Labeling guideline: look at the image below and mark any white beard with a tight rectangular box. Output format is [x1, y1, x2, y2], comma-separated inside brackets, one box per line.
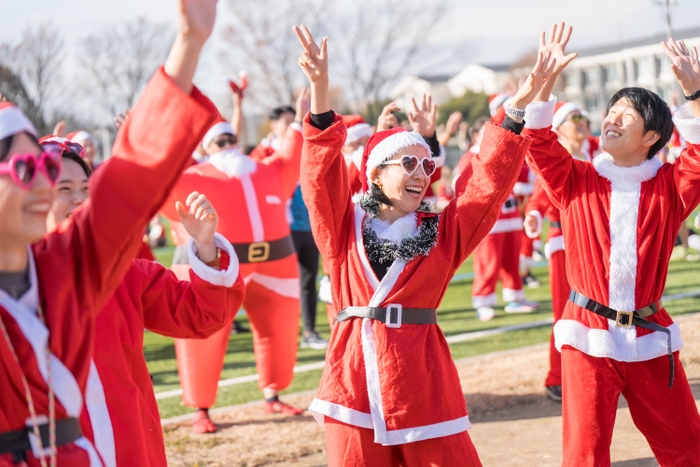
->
[208, 148, 257, 178]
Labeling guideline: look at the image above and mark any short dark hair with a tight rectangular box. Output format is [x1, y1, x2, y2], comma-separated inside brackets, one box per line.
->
[62, 153, 92, 178]
[268, 106, 296, 122]
[605, 87, 674, 159]
[0, 132, 41, 162]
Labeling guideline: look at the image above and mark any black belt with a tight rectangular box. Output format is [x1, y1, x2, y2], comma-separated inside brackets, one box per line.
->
[336, 305, 437, 328]
[569, 290, 674, 387]
[0, 417, 82, 457]
[503, 198, 517, 209]
[550, 221, 562, 229]
[232, 235, 295, 263]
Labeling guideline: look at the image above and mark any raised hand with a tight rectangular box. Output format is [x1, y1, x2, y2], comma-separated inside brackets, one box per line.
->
[294, 25, 328, 86]
[53, 121, 66, 137]
[510, 50, 557, 110]
[408, 94, 437, 137]
[114, 110, 130, 129]
[176, 191, 218, 262]
[539, 22, 577, 78]
[295, 88, 311, 122]
[662, 39, 700, 97]
[377, 102, 401, 131]
[177, 0, 218, 45]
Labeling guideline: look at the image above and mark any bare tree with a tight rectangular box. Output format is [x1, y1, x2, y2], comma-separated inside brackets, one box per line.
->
[80, 17, 173, 118]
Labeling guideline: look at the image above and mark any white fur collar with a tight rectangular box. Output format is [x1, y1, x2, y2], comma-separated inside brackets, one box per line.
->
[209, 149, 257, 178]
[592, 152, 663, 183]
[370, 212, 418, 243]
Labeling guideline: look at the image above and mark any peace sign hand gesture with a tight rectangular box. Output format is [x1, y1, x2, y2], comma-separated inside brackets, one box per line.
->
[408, 94, 437, 137]
[294, 25, 328, 86]
[662, 39, 700, 97]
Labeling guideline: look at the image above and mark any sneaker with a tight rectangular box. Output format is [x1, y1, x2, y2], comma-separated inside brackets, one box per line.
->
[191, 409, 217, 434]
[231, 320, 250, 335]
[522, 272, 541, 289]
[504, 300, 538, 313]
[545, 385, 562, 402]
[300, 330, 329, 350]
[264, 399, 304, 416]
[476, 306, 496, 322]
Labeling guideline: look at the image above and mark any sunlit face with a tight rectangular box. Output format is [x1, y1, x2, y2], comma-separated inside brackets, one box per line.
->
[270, 112, 295, 140]
[372, 144, 431, 215]
[556, 111, 588, 144]
[81, 138, 96, 163]
[205, 133, 237, 156]
[601, 97, 659, 164]
[46, 158, 89, 231]
[0, 132, 55, 246]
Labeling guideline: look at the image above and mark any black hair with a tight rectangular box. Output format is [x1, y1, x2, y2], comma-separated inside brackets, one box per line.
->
[470, 116, 490, 141]
[0, 134, 14, 161]
[605, 87, 674, 159]
[62, 152, 92, 178]
[268, 105, 296, 121]
[370, 181, 392, 206]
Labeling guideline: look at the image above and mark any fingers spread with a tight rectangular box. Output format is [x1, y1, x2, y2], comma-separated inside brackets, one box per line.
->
[319, 37, 328, 60]
[293, 26, 309, 51]
[185, 191, 200, 207]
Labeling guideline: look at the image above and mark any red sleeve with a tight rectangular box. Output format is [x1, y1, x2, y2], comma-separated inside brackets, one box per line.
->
[261, 124, 303, 199]
[672, 143, 700, 219]
[41, 67, 218, 313]
[439, 123, 530, 269]
[300, 113, 353, 261]
[138, 254, 245, 339]
[249, 144, 273, 162]
[524, 180, 551, 218]
[136, 241, 155, 262]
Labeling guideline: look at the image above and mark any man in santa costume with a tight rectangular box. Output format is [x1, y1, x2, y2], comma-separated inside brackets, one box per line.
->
[43, 138, 244, 467]
[161, 90, 308, 433]
[0, 0, 220, 464]
[518, 23, 700, 466]
[523, 100, 589, 402]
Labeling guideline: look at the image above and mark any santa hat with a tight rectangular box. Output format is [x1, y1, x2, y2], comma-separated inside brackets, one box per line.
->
[488, 93, 509, 118]
[66, 130, 95, 145]
[552, 101, 582, 129]
[202, 119, 235, 149]
[343, 115, 373, 146]
[0, 102, 37, 141]
[359, 127, 430, 192]
[38, 135, 91, 177]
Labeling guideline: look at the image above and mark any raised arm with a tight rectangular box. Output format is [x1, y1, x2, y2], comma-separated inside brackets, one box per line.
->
[523, 181, 552, 239]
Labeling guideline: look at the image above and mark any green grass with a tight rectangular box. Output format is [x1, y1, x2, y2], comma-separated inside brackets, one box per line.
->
[149, 217, 700, 419]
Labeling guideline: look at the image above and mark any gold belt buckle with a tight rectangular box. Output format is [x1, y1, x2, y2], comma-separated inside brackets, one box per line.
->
[248, 242, 270, 262]
[615, 311, 634, 328]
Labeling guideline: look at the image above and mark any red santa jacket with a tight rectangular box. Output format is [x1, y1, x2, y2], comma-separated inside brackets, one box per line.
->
[524, 180, 564, 258]
[0, 68, 217, 466]
[523, 98, 700, 362]
[302, 114, 529, 445]
[80, 235, 243, 467]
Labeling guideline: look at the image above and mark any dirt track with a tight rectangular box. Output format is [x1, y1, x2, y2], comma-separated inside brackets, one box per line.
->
[164, 313, 700, 466]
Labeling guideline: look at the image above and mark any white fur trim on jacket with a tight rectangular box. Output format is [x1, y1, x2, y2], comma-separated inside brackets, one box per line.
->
[554, 319, 683, 361]
[524, 96, 557, 130]
[202, 121, 235, 148]
[433, 144, 446, 168]
[552, 102, 581, 129]
[366, 131, 431, 182]
[370, 212, 418, 243]
[544, 235, 564, 259]
[187, 233, 239, 288]
[345, 123, 373, 145]
[86, 361, 116, 467]
[489, 217, 523, 234]
[209, 149, 257, 178]
[513, 181, 534, 196]
[524, 210, 543, 239]
[245, 273, 300, 299]
[592, 153, 663, 184]
[672, 103, 700, 145]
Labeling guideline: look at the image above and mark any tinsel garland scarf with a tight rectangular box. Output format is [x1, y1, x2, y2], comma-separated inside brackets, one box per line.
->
[358, 192, 439, 264]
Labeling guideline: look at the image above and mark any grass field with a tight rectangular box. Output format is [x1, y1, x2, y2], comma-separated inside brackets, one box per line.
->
[148, 225, 700, 419]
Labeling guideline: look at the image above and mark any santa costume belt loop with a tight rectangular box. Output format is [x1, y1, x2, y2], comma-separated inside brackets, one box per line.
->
[231, 235, 295, 263]
[568, 290, 674, 388]
[0, 417, 82, 455]
[335, 305, 437, 329]
[550, 221, 562, 229]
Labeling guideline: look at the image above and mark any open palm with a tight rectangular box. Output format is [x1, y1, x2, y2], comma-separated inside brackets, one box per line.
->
[539, 22, 577, 78]
[178, 0, 218, 44]
[662, 39, 700, 96]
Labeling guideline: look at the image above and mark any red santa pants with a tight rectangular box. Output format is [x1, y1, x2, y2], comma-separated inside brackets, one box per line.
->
[561, 346, 700, 467]
[472, 230, 523, 306]
[545, 250, 568, 387]
[324, 417, 482, 467]
[175, 256, 300, 408]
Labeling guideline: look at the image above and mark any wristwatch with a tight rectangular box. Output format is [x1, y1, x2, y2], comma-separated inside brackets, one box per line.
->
[684, 89, 700, 101]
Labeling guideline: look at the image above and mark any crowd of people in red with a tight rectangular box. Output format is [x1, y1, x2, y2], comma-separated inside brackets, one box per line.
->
[1, 0, 700, 465]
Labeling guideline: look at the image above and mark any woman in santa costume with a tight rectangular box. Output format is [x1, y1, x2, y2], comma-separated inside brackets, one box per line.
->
[161, 86, 309, 433]
[518, 23, 700, 466]
[523, 100, 590, 402]
[294, 24, 553, 465]
[41, 139, 244, 467]
[0, 0, 220, 464]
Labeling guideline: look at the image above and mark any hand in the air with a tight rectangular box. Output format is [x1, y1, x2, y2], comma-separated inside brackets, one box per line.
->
[524, 214, 539, 236]
[295, 88, 311, 122]
[114, 110, 130, 129]
[377, 102, 400, 131]
[408, 94, 437, 137]
[176, 191, 219, 262]
[177, 0, 218, 45]
[294, 25, 328, 85]
[662, 39, 700, 96]
[53, 121, 66, 137]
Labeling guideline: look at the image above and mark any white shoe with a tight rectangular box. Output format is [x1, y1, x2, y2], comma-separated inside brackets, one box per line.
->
[477, 306, 496, 322]
[504, 300, 538, 313]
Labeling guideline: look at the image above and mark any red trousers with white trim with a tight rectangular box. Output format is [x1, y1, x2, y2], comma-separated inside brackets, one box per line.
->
[545, 250, 568, 387]
[472, 231, 522, 304]
[561, 346, 700, 467]
[324, 417, 483, 467]
[519, 229, 535, 259]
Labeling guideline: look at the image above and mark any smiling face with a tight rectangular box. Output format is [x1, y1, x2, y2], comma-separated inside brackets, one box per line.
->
[372, 144, 431, 217]
[601, 97, 660, 166]
[46, 158, 89, 231]
[0, 132, 55, 246]
[556, 111, 588, 145]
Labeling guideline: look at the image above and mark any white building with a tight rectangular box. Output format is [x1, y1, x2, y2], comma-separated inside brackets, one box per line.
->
[447, 63, 511, 97]
[388, 74, 452, 109]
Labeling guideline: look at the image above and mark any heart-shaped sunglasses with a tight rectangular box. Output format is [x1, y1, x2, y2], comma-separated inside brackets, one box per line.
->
[0, 152, 63, 190]
[381, 155, 437, 178]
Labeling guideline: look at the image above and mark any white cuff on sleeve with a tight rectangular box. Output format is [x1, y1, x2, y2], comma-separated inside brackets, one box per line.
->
[673, 103, 700, 145]
[289, 121, 303, 134]
[187, 232, 239, 287]
[433, 144, 446, 168]
[524, 210, 543, 239]
[524, 96, 558, 130]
